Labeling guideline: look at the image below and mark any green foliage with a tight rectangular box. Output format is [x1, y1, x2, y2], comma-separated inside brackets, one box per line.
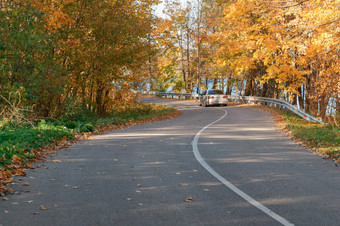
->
[0, 121, 73, 167]
[0, 0, 160, 119]
[0, 1, 175, 169]
[0, 5, 66, 118]
[62, 121, 95, 133]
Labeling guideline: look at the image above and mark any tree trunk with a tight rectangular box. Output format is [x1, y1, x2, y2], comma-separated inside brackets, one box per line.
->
[318, 94, 328, 119]
[336, 93, 340, 125]
[305, 77, 312, 114]
[290, 92, 296, 106]
[179, 32, 187, 92]
[226, 74, 232, 95]
[186, 23, 191, 93]
[305, 73, 318, 116]
[261, 83, 268, 97]
[212, 78, 217, 89]
[234, 82, 238, 97]
[244, 76, 253, 96]
[95, 79, 106, 116]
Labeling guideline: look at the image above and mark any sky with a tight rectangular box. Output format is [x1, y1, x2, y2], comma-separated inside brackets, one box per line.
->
[154, 0, 190, 18]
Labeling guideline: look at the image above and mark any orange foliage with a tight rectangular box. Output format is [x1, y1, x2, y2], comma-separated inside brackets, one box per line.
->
[209, 0, 339, 117]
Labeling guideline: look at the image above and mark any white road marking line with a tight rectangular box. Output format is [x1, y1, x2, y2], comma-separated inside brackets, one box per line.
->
[192, 108, 294, 226]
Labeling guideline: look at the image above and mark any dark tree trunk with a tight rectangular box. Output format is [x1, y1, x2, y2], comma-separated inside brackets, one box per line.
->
[244, 77, 253, 96]
[226, 83, 232, 95]
[261, 83, 268, 97]
[297, 86, 303, 109]
[336, 93, 340, 124]
[212, 78, 217, 89]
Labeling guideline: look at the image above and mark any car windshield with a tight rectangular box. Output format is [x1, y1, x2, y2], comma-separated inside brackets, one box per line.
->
[208, 90, 224, 95]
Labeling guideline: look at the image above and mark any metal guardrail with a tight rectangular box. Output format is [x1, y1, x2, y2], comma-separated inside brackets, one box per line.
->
[140, 91, 199, 99]
[140, 91, 324, 124]
[228, 96, 324, 124]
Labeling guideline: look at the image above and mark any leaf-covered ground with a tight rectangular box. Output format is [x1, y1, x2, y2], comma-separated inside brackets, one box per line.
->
[0, 102, 180, 195]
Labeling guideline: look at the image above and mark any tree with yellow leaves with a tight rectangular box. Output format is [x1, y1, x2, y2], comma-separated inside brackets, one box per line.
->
[208, 0, 339, 121]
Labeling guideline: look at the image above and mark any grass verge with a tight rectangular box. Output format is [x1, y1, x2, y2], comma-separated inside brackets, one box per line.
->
[278, 110, 340, 160]
[248, 104, 340, 162]
[0, 102, 179, 194]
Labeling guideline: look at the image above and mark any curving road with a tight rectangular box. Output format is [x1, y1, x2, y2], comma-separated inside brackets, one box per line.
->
[1, 98, 340, 226]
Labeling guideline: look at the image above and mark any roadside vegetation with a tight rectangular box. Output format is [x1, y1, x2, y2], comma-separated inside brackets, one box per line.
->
[0, 102, 177, 194]
[0, 1, 176, 194]
[281, 111, 340, 161]
[1, 0, 338, 194]
[271, 108, 340, 162]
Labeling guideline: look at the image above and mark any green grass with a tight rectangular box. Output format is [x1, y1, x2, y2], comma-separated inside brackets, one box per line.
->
[0, 102, 176, 167]
[0, 121, 74, 166]
[280, 110, 340, 159]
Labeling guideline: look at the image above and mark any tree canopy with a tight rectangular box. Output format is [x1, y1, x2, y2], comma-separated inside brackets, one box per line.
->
[0, 0, 339, 122]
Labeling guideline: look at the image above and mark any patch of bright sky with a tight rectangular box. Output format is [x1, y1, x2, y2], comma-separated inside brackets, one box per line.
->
[154, 0, 190, 18]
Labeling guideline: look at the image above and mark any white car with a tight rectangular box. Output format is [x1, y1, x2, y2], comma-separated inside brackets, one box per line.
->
[199, 89, 228, 107]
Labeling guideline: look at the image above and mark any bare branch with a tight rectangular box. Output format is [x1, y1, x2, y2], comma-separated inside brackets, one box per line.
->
[0, 94, 34, 127]
[289, 17, 340, 40]
[313, 17, 340, 30]
[270, 0, 310, 9]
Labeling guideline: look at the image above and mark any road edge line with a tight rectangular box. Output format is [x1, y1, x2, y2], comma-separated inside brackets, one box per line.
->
[192, 108, 294, 226]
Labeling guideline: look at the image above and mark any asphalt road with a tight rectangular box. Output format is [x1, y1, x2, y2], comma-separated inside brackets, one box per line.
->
[1, 98, 340, 226]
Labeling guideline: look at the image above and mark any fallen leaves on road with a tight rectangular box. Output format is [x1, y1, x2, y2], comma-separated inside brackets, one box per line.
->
[184, 196, 194, 202]
[40, 205, 46, 210]
[180, 183, 189, 186]
[2, 197, 9, 201]
[22, 182, 30, 186]
[26, 200, 34, 203]
[72, 186, 79, 190]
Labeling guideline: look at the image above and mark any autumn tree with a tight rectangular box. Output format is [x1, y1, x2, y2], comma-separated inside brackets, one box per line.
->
[207, 0, 339, 121]
[157, 0, 196, 93]
[0, 2, 69, 118]
[0, 0, 160, 119]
